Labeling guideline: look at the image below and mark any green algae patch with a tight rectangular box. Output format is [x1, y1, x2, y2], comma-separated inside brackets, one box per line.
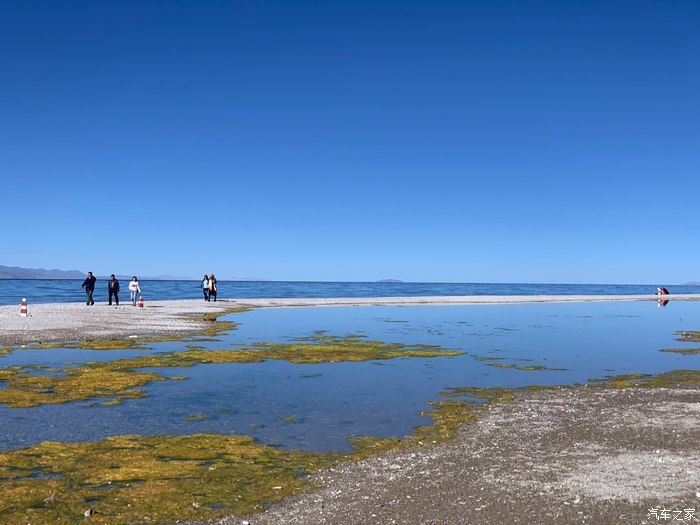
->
[185, 413, 210, 422]
[0, 433, 341, 525]
[660, 348, 700, 355]
[351, 386, 515, 457]
[484, 362, 567, 371]
[214, 334, 462, 365]
[590, 369, 700, 389]
[2, 368, 697, 523]
[0, 335, 461, 408]
[0, 347, 11, 356]
[193, 307, 250, 337]
[677, 331, 700, 343]
[472, 355, 507, 361]
[0, 365, 161, 408]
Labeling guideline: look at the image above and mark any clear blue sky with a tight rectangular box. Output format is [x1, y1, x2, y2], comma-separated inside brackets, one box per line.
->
[1, 1, 698, 283]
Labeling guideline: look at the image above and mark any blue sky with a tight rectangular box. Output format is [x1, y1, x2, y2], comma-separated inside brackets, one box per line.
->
[1, 1, 698, 283]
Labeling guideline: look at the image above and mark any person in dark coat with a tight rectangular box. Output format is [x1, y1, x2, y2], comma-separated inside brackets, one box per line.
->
[108, 274, 120, 305]
[81, 271, 97, 306]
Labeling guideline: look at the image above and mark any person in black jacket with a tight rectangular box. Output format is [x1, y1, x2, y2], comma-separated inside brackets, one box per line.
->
[108, 274, 120, 305]
[81, 271, 97, 306]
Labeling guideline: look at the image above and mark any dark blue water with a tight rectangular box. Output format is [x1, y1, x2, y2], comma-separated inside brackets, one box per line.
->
[1, 302, 698, 452]
[1, 279, 697, 305]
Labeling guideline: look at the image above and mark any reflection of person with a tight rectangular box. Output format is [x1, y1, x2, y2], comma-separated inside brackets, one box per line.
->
[128, 276, 141, 306]
[201, 275, 210, 302]
[658, 299, 669, 308]
[208, 274, 218, 302]
[108, 274, 120, 305]
[81, 272, 97, 306]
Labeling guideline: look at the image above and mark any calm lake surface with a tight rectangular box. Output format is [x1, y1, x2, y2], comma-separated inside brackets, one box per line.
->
[1, 279, 699, 306]
[1, 302, 698, 452]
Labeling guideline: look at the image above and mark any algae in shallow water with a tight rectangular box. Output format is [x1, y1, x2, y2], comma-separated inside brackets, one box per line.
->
[660, 348, 700, 355]
[677, 331, 700, 343]
[0, 394, 493, 524]
[0, 334, 462, 408]
[0, 433, 341, 524]
[1, 368, 698, 524]
[185, 413, 211, 422]
[589, 369, 700, 389]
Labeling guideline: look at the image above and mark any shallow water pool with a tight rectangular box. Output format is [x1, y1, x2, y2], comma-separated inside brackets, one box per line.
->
[0, 301, 697, 452]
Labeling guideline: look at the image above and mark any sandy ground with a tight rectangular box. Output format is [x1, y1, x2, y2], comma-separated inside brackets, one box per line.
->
[212, 384, 700, 525]
[1, 294, 698, 346]
[0, 300, 234, 346]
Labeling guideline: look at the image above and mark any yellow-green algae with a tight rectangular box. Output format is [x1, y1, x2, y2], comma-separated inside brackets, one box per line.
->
[484, 362, 568, 371]
[660, 348, 700, 355]
[677, 330, 700, 343]
[0, 335, 462, 408]
[185, 413, 211, 422]
[0, 434, 341, 524]
[0, 395, 499, 525]
[590, 369, 700, 389]
[1, 370, 699, 524]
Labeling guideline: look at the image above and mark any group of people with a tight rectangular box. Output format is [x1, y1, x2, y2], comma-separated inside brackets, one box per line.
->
[80, 272, 143, 306]
[201, 274, 218, 302]
[80, 273, 219, 305]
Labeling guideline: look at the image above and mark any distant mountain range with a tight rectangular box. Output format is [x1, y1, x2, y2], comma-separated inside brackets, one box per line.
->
[0, 264, 85, 279]
[0, 264, 264, 281]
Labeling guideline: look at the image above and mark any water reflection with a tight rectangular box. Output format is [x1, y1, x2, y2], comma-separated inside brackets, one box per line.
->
[0, 301, 698, 452]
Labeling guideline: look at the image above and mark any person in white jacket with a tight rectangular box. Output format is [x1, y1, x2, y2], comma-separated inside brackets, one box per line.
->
[201, 275, 210, 302]
[128, 276, 141, 306]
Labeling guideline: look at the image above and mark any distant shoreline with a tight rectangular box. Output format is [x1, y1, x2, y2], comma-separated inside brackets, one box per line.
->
[0, 294, 699, 347]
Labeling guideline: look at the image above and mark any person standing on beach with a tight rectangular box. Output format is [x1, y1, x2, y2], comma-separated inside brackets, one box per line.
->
[108, 274, 120, 305]
[81, 271, 96, 306]
[201, 275, 210, 302]
[208, 274, 218, 302]
[128, 276, 141, 306]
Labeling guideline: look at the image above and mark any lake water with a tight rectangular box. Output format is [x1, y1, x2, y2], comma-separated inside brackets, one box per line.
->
[1, 302, 697, 452]
[1, 279, 699, 306]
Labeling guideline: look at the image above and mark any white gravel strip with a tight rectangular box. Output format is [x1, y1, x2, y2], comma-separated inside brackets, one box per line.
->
[0, 294, 698, 346]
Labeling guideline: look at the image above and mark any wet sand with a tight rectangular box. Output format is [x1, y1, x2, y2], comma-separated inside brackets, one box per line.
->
[0, 295, 698, 346]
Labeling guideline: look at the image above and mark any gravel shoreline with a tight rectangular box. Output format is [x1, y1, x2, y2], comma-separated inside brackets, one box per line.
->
[0, 300, 235, 346]
[212, 383, 700, 525]
[1, 294, 698, 347]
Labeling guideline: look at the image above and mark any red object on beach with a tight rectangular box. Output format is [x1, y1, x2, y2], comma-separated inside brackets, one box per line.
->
[19, 298, 28, 317]
[137, 295, 144, 309]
